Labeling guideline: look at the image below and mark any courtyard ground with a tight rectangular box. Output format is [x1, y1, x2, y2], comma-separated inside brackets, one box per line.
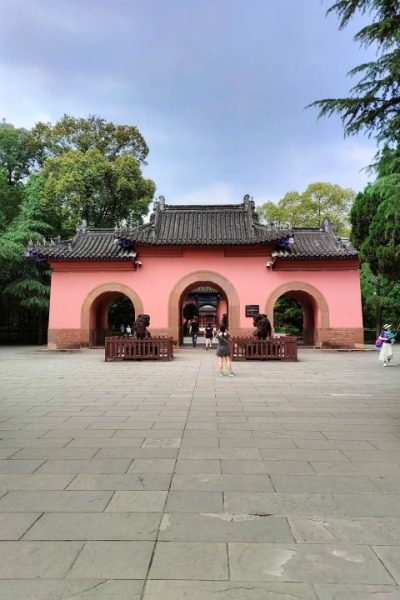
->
[0, 345, 399, 599]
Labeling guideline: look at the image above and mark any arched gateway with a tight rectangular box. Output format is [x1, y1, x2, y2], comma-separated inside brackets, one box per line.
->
[266, 281, 330, 347]
[81, 283, 144, 347]
[168, 270, 241, 343]
[31, 198, 363, 349]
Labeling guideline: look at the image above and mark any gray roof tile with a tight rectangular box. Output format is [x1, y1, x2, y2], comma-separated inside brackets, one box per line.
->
[31, 202, 358, 261]
[116, 200, 291, 246]
[31, 228, 132, 261]
[273, 229, 358, 260]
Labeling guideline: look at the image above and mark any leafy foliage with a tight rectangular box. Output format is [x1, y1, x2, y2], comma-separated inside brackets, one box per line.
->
[258, 182, 355, 235]
[0, 114, 155, 342]
[360, 263, 400, 333]
[183, 303, 199, 321]
[37, 149, 155, 237]
[309, 0, 400, 143]
[351, 145, 400, 279]
[273, 296, 303, 334]
[0, 184, 52, 314]
[30, 114, 150, 165]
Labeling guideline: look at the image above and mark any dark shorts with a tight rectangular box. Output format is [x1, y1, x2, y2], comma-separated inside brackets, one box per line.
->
[216, 347, 231, 357]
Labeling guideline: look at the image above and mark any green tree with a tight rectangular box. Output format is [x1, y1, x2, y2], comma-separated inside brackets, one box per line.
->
[0, 181, 52, 342]
[0, 121, 42, 226]
[30, 114, 149, 165]
[309, 0, 400, 143]
[36, 148, 155, 237]
[360, 263, 400, 334]
[258, 182, 355, 235]
[29, 115, 156, 237]
[183, 303, 198, 321]
[351, 146, 400, 279]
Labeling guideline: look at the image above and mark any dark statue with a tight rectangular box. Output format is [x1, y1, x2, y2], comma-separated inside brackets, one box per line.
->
[134, 314, 151, 339]
[253, 314, 271, 339]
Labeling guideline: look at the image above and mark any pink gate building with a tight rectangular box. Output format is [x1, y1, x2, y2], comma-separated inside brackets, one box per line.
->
[32, 197, 363, 350]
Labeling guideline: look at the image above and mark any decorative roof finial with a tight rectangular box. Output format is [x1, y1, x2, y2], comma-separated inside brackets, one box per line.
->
[76, 219, 88, 233]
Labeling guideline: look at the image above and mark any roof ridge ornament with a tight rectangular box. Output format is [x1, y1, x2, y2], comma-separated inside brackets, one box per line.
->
[76, 219, 88, 233]
[323, 218, 334, 233]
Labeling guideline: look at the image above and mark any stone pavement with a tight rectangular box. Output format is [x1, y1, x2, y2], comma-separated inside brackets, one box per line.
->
[0, 345, 399, 599]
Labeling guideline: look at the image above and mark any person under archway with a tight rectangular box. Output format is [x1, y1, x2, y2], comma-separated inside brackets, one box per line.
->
[189, 317, 199, 347]
[215, 325, 235, 376]
[204, 322, 215, 350]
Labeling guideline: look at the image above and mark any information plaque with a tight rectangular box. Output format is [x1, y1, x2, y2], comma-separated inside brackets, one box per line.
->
[245, 305, 260, 317]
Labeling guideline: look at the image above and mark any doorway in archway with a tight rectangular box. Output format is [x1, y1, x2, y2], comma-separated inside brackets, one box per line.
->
[89, 292, 135, 346]
[180, 284, 228, 345]
[273, 291, 316, 346]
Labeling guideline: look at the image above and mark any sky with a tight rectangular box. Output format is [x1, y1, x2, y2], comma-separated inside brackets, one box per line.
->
[0, 0, 377, 206]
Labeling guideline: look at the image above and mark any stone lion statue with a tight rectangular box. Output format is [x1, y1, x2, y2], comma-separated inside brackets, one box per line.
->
[253, 314, 271, 339]
[134, 314, 151, 339]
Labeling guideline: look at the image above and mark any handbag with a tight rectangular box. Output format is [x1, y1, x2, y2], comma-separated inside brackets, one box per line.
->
[375, 337, 383, 349]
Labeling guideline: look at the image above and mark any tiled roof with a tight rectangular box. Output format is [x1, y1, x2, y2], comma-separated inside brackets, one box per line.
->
[116, 199, 291, 246]
[272, 228, 358, 260]
[29, 228, 132, 261]
[30, 203, 358, 262]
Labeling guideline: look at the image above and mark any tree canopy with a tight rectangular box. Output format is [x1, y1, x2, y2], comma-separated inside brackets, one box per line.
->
[351, 145, 400, 279]
[309, 0, 400, 143]
[30, 114, 150, 165]
[0, 121, 42, 228]
[258, 182, 355, 236]
[37, 148, 155, 237]
[0, 114, 156, 342]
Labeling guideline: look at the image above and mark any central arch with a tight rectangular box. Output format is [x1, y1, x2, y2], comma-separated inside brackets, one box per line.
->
[168, 271, 240, 344]
[265, 281, 330, 347]
[81, 282, 144, 347]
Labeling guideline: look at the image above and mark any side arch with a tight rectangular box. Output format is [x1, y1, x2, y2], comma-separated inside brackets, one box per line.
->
[81, 282, 144, 346]
[168, 270, 241, 337]
[265, 281, 330, 347]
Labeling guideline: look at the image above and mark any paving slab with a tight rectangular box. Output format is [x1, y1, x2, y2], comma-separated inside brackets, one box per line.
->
[143, 580, 318, 599]
[0, 540, 82, 578]
[67, 473, 172, 490]
[372, 546, 400, 585]
[228, 543, 394, 583]
[314, 584, 400, 599]
[106, 491, 168, 512]
[0, 580, 144, 599]
[0, 580, 143, 600]
[0, 490, 113, 512]
[23, 511, 162, 540]
[165, 491, 224, 512]
[289, 516, 400, 544]
[158, 512, 293, 542]
[149, 541, 228, 580]
[0, 512, 41, 540]
[67, 541, 154, 579]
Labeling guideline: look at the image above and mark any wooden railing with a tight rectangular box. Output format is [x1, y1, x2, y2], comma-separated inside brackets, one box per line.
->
[231, 336, 297, 361]
[105, 336, 174, 361]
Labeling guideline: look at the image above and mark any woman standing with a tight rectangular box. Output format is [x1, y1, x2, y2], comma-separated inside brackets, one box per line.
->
[204, 322, 215, 350]
[215, 325, 235, 376]
[378, 324, 396, 367]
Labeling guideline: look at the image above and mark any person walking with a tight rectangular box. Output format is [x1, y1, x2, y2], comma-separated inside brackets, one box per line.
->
[204, 322, 214, 350]
[215, 325, 235, 376]
[377, 323, 396, 366]
[189, 318, 199, 347]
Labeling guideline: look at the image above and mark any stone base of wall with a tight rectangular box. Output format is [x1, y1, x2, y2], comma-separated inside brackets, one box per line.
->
[48, 326, 364, 350]
[319, 327, 364, 349]
[48, 329, 81, 350]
